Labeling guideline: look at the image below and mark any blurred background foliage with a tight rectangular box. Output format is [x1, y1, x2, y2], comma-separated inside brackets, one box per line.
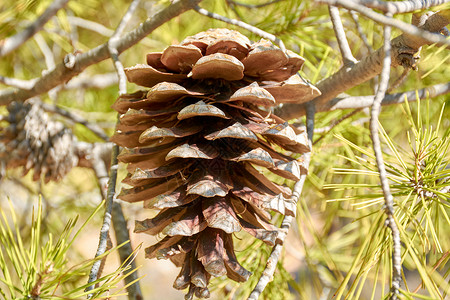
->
[0, 0, 448, 299]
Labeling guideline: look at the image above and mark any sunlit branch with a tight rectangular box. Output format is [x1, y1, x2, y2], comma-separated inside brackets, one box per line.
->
[349, 10, 373, 53]
[0, 76, 37, 90]
[319, 0, 450, 47]
[329, 5, 358, 65]
[0, 0, 70, 57]
[369, 18, 402, 299]
[276, 10, 449, 120]
[194, 5, 286, 52]
[0, 0, 203, 106]
[63, 73, 118, 90]
[326, 82, 450, 111]
[34, 34, 56, 71]
[347, 0, 447, 14]
[67, 16, 115, 37]
[85, 144, 119, 297]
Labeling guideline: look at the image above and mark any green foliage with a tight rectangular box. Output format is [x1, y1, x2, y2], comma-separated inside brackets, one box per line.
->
[0, 198, 137, 299]
[324, 99, 450, 299]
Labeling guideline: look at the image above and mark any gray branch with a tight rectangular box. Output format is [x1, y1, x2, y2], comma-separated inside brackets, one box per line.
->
[86, 144, 119, 297]
[369, 18, 402, 299]
[67, 16, 114, 37]
[325, 82, 449, 111]
[0, 0, 70, 57]
[318, 0, 450, 47]
[63, 73, 118, 90]
[276, 11, 449, 120]
[346, 0, 447, 14]
[194, 5, 286, 52]
[329, 5, 358, 65]
[0, 76, 37, 90]
[0, 0, 203, 106]
[248, 103, 315, 299]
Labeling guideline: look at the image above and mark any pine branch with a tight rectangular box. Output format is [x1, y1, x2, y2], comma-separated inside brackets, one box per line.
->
[342, 0, 447, 14]
[369, 19, 402, 299]
[319, 0, 450, 47]
[329, 5, 358, 66]
[324, 82, 450, 111]
[0, 0, 70, 57]
[67, 16, 115, 37]
[248, 103, 315, 300]
[63, 73, 118, 90]
[0, 0, 203, 106]
[85, 144, 119, 297]
[276, 10, 449, 120]
[349, 10, 373, 53]
[194, 5, 286, 51]
[0, 76, 37, 90]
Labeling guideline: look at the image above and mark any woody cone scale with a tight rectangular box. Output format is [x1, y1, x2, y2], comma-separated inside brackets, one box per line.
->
[111, 28, 320, 299]
[0, 99, 78, 183]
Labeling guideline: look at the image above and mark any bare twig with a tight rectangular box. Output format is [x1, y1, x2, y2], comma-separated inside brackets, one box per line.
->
[0, 0, 203, 106]
[349, 10, 373, 53]
[369, 17, 402, 299]
[194, 5, 286, 52]
[318, 0, 450, 47]
[0, 0, 70, 57]
[345, 0, 447, 14]
[107, 0, 141, 96]
[325, 82, 450, 111]
[34, 34, 56, 71]
[329, 5, 358, 66]
[67, 16, 115, 37]
[40, 102, 109, 141]
[276, 11, 450, 120]
[248, 103, 315, 300]
[227, 0, 284, 9]
[85, 144, 119, 297]
[63, 73, 118, 90]
[0, 76, 37, 90]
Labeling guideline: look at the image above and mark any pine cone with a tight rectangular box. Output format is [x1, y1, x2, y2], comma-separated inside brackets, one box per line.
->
[111, 28, 320, 299]
[0, 99, 79, 183]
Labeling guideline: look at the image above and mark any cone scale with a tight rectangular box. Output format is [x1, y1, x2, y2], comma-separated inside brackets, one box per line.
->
[111, 28, 320, 299]
[0, 99, 78, 182]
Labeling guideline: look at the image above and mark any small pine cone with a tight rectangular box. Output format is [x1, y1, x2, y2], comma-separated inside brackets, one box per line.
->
[0, 99, 79, 183]
[111, 28, 320, 298]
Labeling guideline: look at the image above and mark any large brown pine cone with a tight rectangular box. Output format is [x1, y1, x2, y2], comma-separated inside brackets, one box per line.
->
[0, 99, 78, 183]
[111, 28, 320, 299]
